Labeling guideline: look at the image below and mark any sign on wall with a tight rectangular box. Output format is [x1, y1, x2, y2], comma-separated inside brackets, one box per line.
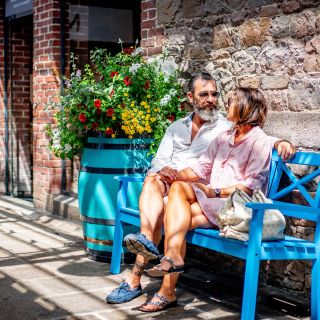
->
[5, 0, 33, 18]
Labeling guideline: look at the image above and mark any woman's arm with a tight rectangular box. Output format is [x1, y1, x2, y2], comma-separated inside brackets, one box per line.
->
[192, 182, 253, 198]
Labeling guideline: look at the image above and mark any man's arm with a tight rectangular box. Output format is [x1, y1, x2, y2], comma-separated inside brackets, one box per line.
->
[149, 125, 175, 173]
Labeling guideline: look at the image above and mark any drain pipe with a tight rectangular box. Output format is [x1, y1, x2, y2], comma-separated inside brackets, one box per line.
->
[60, 0, 66, 194]
[3, 16, 10, 195]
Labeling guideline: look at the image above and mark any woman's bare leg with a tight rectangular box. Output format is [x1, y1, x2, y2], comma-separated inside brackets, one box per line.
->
[141, 200, 214, 309]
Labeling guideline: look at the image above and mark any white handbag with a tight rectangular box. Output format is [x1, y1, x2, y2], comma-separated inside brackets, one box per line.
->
[217, 188, 286, 241]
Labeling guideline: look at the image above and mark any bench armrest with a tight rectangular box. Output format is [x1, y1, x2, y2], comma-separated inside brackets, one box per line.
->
[246, 201, 320, 222]
[114, 175, 145, 182]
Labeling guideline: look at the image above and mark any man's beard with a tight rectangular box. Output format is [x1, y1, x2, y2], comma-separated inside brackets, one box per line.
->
[193, 103, 219, 122]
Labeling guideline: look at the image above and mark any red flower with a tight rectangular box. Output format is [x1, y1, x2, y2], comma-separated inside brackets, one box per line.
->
[144, 81, 150, 90]
[100, 75, 105, 81]
[105, 128, 114, 136]
[78, 113, 87, 123]
[94, 99, 102, 108]
[123, 47, 134, 55]
[109, 90, 115, 98]
[110, 71, 119, 78]
[107, 108, 115, 117]
[167, 114, 175, 122]
[92, 122, 99, 130]
[96, 108, 102, 115]
[123, 76, 132, 86]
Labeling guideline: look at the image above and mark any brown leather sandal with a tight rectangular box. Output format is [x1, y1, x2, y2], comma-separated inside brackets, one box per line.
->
[147, 256, 184, 277]
[139, 293, 177, 312]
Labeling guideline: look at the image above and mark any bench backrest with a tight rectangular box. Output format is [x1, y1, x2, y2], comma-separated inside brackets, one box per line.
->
[268, 150, 320, 243]
[268, 150, 320, 207]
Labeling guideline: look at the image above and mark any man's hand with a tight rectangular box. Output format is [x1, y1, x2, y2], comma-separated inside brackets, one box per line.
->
[192, 182, 215, 198]
[275, 140, 296, 161]
[158, 166, 177, 182]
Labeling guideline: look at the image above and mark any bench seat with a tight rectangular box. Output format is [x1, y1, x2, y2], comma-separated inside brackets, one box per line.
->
[110, 150, 320, 320]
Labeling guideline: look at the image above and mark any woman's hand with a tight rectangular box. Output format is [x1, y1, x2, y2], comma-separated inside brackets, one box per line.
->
[192, 182, 215, 198]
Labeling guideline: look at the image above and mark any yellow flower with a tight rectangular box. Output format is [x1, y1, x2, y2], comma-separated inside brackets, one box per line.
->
[124, 93, 128, 97]
[130, 102, 135, 107]
[112, 116, 116, 120]
[147, 95, 151, 99]
[111, 134, 116, 138]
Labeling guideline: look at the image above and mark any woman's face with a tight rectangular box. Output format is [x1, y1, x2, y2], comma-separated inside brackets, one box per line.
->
[226, 94, 236, 122]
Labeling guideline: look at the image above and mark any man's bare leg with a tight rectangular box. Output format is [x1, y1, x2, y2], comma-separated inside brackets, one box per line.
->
[126, 174, 166, 289]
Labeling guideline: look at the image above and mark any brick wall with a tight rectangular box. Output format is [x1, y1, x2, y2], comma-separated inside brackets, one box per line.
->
[33, 0, 70, 209]
[0, 9, 33, 196]
[140, 0, 164, 56]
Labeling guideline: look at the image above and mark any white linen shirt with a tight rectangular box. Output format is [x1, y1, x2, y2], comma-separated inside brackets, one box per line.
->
[149, 113, 231, 173]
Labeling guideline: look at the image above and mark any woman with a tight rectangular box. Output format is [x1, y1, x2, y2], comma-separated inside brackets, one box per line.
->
[140, 87, 272, 311]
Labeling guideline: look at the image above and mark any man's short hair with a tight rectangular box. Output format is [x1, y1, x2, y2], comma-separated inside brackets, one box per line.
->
[187, 72, 216, 92]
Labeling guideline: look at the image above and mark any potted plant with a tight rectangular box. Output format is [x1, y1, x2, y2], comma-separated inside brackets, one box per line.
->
[46, 43, 187, 262]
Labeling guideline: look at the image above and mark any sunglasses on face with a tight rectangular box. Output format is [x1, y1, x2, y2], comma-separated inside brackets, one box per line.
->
[197, 91, 220, 100]
[226, 97, 233, 109]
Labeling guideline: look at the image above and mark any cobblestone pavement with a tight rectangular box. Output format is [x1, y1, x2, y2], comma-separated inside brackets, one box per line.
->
[0, 196, 310, 320]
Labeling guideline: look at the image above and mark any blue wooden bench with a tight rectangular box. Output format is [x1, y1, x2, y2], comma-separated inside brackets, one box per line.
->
[110, 150, 320, 320]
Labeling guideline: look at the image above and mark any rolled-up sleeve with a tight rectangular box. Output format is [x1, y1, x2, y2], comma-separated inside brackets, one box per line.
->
[239, 139, 272, 192]
[149, 125, 174, 173]
[191, 138, 218, 180]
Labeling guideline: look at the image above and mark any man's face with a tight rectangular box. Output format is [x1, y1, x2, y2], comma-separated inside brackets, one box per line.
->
[187, 79, 220, 121]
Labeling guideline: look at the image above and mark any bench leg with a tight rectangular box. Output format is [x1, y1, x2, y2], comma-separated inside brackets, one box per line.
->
[241, 255, 261, 320]
[110, 217, 124, 275]
[311, 258, 320, 319]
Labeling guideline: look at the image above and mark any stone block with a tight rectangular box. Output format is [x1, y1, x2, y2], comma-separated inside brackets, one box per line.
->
[166, 28, 194, 45]
[290, 10, 317, 38]
[270, 15, 290, 38]
[281, 0, 300, 13]
[286, 261, 306, 283]
[213, 24, 235, 49]
[210, 49, 231, 60]
[288, 78, 320, 111]
[306, 35, 320, 54]
[186, 45, 208, 60]
[231, 50, 260, 76]
[231, 10, 247, 24]
[260, 4, 279, 17]
[264, 111, 320, 149]
[303, 54, 320, 72]
[182, 0, 203, 18]
[239, 18, 271, 48]
[238, 76, 260, 88]
[195, 27, 213, 43]
[247, 0, 275, 9]
[260, 75, 289, 89]
[156, 0, 180, 24]
[283, 277, 304, 291]
[261, 89, 288, 111]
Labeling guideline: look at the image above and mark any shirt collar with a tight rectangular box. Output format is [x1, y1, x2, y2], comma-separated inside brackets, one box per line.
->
[182, 111, 226, 127]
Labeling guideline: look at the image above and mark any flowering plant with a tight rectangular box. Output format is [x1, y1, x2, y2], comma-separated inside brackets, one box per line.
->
[46, 43, 187, 159]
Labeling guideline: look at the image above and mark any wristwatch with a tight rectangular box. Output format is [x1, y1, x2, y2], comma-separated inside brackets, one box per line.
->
[214, 188, 221, 198]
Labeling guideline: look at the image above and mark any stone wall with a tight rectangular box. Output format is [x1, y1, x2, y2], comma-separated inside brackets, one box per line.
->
[140, 0, 320, 300]
[141, 0, 320, 149]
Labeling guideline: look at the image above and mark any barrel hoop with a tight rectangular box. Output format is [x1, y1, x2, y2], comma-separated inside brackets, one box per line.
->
[85, 142, 151, 150]
[80, 166, 149, 174]
[84, 236, 113, 246]
[84, 236, 125, 246]
[80, 214, 115, 225]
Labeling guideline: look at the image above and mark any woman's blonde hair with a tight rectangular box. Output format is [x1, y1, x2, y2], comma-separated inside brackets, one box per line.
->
[232, 87, 268, 128]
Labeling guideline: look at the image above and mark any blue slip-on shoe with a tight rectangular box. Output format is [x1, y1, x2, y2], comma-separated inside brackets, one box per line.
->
[106, 281, 142, 304]
[124, 233, 160, 260]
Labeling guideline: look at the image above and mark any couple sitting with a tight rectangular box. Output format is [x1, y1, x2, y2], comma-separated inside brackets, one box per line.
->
[106, 72, 295, 312]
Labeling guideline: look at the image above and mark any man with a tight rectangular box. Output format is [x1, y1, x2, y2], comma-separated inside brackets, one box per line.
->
[106, 72, 295, 306]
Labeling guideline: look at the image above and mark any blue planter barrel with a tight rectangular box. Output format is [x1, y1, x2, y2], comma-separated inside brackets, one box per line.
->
[78, 137, 153, 263]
